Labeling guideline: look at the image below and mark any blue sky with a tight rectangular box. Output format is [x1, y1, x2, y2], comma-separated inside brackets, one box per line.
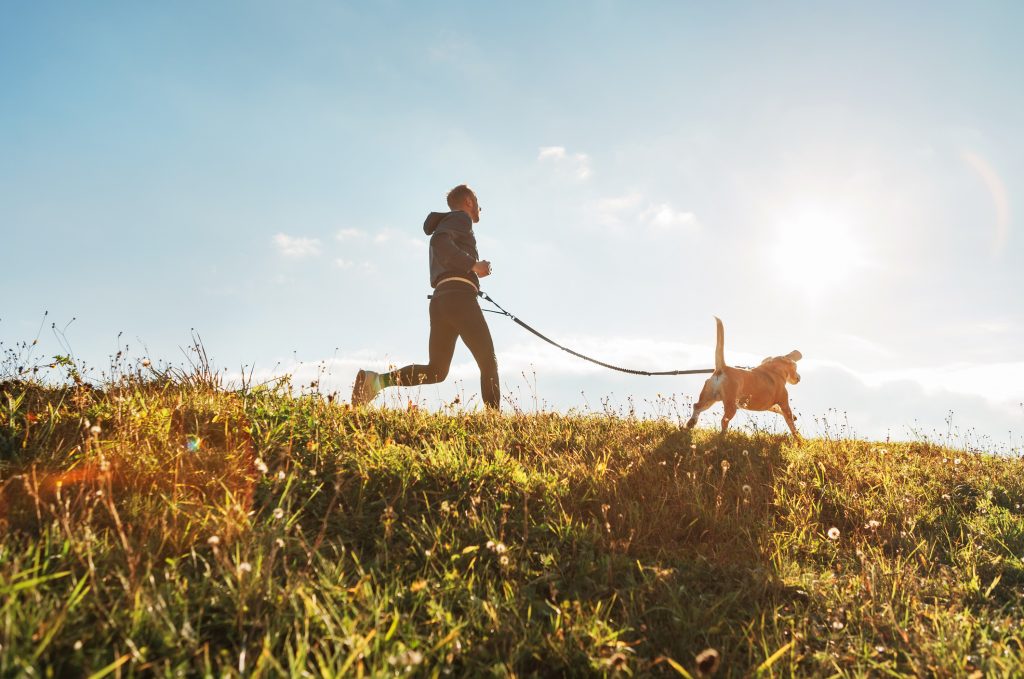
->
[2, 2, 1022, 449]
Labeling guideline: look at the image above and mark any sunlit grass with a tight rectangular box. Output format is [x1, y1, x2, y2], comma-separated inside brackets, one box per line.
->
[1, 360, 1023, 676]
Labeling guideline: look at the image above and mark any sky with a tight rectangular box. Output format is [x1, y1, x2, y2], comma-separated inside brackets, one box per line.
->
[2, 2, 1022, 451]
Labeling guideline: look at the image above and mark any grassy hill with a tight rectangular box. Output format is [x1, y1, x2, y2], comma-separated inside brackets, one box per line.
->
[1, 373, 1023, 677]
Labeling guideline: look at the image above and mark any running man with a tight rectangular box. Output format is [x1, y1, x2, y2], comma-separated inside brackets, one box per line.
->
[351, 184, 501, 409]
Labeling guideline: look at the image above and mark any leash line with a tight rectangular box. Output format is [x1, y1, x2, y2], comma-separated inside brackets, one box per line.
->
[476, 291, 715, 376]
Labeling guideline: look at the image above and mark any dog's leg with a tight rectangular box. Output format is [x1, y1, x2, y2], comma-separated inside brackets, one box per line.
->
[685, 383, 717, 429]
[720, 399, 737, 435]
[778, 401, 801, 441]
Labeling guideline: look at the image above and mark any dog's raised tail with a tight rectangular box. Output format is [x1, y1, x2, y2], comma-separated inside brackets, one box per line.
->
[714, 316, 725, 373]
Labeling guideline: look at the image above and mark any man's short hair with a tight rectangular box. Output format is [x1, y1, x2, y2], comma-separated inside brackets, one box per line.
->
[446, 184, 476, 210]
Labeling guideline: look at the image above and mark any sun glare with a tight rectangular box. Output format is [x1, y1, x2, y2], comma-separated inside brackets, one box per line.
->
[769, 205, 867, 298]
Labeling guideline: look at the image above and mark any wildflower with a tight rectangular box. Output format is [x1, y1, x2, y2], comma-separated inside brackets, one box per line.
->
[388, 650, 424, 668]
[695, 648, 720, 676]
[867, 519, 881, 530]
[207, 535, 221, 546]
[89, 424, 102, 436]
[440, 500, 450, 513]
[742, 484, 752, 495]
[238, 562, 252, 574]
[827, 527, 841, 540]
[272, 507, 285, 520]
[254, 458, 268, 474]
[831, 620, 845, 630]
[277, 470, 286, 481]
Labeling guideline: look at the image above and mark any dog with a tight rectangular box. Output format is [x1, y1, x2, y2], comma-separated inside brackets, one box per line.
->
[685, 317, 803, 439]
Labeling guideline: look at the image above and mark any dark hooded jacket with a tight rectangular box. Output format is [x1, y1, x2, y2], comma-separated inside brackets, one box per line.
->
[423, 210, 480, 289]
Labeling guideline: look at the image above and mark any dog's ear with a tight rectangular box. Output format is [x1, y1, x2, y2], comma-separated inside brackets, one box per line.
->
[785, 350, 802, 362]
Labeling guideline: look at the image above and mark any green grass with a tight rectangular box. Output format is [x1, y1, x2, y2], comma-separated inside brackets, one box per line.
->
[1, 373, 1023, 677]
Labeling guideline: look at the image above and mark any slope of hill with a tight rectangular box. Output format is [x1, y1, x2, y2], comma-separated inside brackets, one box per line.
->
[2, 377, 1022, 677]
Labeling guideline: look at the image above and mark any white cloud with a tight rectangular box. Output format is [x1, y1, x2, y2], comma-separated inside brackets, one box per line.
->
[336, 228, 367, 241]
[640, 203, 697, 231]
[273, 233, 321, 257]
[593, 192, 699, 235]
[335, 258, 375, 272]
[538, 145, 592, 181]
[830, 359, 1024, 410]
[371, 228, 426, 251]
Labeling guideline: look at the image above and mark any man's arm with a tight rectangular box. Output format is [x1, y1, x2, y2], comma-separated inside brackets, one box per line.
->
[431, 231, 476, 273]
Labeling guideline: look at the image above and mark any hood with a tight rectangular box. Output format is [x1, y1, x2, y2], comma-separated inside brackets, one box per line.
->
[423, 211, 448, 235]
[423, 210, 472, 236]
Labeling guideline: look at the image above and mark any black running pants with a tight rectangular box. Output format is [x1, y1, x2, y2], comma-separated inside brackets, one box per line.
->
[383, 286, 500, 409]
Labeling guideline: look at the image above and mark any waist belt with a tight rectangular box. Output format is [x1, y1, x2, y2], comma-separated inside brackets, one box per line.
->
[435, 277, 479, 293]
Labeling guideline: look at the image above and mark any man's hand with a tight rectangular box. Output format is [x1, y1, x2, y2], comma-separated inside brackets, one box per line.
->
[472, 260, 492, 277]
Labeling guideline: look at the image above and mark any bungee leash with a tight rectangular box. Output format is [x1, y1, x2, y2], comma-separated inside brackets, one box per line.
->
[476, 291, 716, 376]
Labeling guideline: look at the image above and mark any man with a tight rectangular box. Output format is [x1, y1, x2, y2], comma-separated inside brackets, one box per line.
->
[351, 184, 501, 409]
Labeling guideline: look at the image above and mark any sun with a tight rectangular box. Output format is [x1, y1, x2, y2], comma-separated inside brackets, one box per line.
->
[768, 204, 868, 298]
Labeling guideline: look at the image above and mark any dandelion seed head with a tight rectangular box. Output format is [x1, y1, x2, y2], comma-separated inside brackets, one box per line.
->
[499, 555, 509, 566]
[695, 648, 720, 675]
[828, 527, 841, 540]
[742, 484, 752, 495]
[89, 425, 102, 436]
[238, 562, 252, 574]
[207, 535, 221, 546]
[141, 359, 151, 368]
[254, 458, 268, 474]
[272, 508, 285, 520]
[867, 519, 881, 530]
[74, 640, 83, 651]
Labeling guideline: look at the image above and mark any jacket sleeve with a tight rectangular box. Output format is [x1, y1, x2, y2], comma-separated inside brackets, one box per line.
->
[430, 220, 476, 272]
